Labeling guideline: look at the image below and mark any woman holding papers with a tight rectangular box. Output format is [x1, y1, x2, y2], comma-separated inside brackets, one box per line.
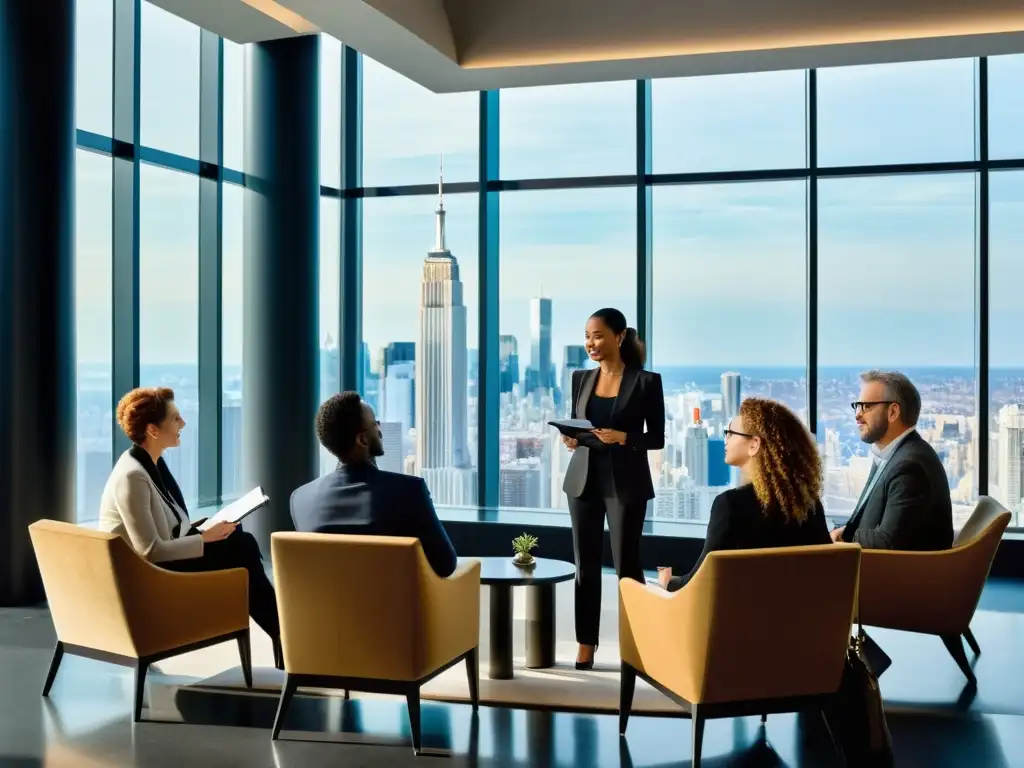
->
[98, 387, 282, 668]
[561, 308, 665, 671]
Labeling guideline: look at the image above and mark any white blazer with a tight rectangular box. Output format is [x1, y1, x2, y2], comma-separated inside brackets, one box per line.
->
[97, 450, 203, 563]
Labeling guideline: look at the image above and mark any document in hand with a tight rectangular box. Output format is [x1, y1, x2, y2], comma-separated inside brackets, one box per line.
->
[197, 486, 270, 531]
[547, 419, 594, 437]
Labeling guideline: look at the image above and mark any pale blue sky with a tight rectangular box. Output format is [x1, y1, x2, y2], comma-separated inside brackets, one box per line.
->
[73, 0, 1024, 372]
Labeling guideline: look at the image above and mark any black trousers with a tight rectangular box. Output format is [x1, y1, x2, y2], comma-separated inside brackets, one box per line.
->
[567, 494, 646, 646]
[162, 529, 280, 641]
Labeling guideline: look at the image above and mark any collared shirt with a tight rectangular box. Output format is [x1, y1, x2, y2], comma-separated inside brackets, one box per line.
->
[869, 426, 916, 466]
[857, 427, 916, 509]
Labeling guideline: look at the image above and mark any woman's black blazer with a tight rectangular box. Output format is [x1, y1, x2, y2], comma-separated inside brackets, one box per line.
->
[561, 366, 665, 504]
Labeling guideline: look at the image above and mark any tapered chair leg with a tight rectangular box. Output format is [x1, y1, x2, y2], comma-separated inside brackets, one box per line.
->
[133, 661, 149, 723]
[42, 641, 65, 697]
[963, 627, 981, 657]
[940, 633, 977, 685]
[619, 662, 637, 735]
[691, 704, 705, 768]
[466, 647, 480, 711]
[236, 630, 253, 689]
[406, 687, 422, 754]
[760, 713, 767, 724]
[272, 674, 298, 740]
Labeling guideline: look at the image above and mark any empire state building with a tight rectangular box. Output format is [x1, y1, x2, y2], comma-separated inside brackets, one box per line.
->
[416, 169, 474, 505]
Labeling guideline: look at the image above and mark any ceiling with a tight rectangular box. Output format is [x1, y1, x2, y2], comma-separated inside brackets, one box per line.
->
[149, 0, 1024, 92]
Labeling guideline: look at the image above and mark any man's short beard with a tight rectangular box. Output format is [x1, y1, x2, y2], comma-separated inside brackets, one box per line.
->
[861, 420, 887, 444]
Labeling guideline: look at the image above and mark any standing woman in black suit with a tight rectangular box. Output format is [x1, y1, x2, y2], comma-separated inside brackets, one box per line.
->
[562, 308, 665, 670]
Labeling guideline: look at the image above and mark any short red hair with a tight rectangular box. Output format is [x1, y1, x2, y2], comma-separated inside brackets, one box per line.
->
[116, 387, 175, 445]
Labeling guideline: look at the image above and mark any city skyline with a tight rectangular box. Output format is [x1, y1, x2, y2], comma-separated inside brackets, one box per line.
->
[69, 2, 1024, 531]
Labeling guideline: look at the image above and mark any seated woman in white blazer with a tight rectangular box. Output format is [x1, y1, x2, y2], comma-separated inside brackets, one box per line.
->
[98, 386, 282, 669]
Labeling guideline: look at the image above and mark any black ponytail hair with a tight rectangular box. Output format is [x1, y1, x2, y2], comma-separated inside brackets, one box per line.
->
[590, 307, 646, 369]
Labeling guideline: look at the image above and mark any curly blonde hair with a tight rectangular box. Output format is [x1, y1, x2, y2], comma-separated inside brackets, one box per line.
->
[738, 397, 822, 524]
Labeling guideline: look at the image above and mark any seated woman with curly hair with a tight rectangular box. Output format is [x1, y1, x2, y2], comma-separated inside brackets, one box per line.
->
[659, 397, 830, 592]
[98, 387, 282, 668]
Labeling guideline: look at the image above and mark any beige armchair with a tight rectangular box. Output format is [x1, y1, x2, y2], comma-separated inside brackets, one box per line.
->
[857, 496, 1011, 684]
[619, 543, 861, 768]
[28, 520, 252, 722]
[269, 533, 481, 754]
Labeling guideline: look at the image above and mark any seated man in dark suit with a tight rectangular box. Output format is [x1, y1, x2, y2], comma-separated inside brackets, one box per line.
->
[832, 370, 954, 551]
[290, 391, 458, 578]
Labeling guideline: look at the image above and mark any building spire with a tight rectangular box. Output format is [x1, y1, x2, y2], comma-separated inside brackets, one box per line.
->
[434, 153, 447, 252]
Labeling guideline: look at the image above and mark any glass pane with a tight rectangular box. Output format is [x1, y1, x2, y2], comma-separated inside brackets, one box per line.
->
[362, 192, 479, 505]
[499, 187, 636, 514]
[653, 70, 806, 173]
[139, 164, 200, 505]
[990, 54, 1024, 161]
[817, 59, 976, 166]
[319, 197, 340, 475]
[222, 40, 244, 173]
[76, 0, 113, 136]
[362, 56, 478, 187]
[651, 181, 807, 524]
[321, 35, 341, 188]
[990, 171, 1024, 528]
[76, 149, 113, 524]
[141, 1, 200, 158]
[500, 81, 635, 179]
[222, 182, 244, 498]
[817, 174, 977, 528]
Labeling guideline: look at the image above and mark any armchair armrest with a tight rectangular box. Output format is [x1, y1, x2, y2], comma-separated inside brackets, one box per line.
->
[619, 575, 710, 704]
[418, 559, 481, 677]
[120, 558, 250, 658]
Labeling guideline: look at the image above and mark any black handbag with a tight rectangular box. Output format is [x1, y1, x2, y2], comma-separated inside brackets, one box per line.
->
[828, 624, 895, 767]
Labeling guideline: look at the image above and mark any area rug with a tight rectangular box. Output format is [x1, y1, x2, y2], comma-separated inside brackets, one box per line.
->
[154, 633, 686, 716]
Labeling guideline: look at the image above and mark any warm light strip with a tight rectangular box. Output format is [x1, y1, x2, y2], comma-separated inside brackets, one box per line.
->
[239, 0, 319, 34]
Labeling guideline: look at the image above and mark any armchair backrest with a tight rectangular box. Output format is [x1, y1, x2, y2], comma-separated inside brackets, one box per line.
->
[694, 543, 861, 705]
[28, 520, 141, 656]
[271, 532, 433, 679]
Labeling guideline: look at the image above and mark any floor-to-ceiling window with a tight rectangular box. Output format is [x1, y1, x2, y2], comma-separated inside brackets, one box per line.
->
[71, 0, 1024, 532]
[357, 56, 479, 500]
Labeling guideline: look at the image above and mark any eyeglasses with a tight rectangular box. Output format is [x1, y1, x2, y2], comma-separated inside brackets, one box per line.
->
[724, 428, 755, 439]
[850, 401, 895, 413]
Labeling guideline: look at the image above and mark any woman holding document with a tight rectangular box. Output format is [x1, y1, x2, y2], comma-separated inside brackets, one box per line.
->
[558, 308, 664, 670]
[98, 387, 282, 668]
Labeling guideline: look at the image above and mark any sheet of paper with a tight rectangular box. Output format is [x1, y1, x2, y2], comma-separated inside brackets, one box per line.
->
[197, 486, 269, 531]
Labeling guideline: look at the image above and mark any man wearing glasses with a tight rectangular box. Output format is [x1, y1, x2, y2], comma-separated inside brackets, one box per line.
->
[830, 370, 953, 552]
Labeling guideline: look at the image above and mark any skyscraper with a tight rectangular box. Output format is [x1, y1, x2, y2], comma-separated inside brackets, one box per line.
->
[382, 341, 415, 376]
[721, 372, 741, 422]
[561, 344, 588, 415]
[382, 360, 415, 439]
[685, 408, 709, 487]
[499, 334, 519, 394]
[378, 422, 404, 473]
[527, 297, 553, 393]
[416, 166, 470, 474]
[998, 404, 1024, 513]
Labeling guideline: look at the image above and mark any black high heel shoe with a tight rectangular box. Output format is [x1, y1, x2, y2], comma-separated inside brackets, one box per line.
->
[575, 643, 597, 671]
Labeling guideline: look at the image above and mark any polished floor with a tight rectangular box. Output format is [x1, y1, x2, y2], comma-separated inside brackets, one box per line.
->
[4, 575, 1024, 767]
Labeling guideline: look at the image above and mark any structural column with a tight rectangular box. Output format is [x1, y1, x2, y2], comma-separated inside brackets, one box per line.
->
[0, 0, 77, 605]
[243, 36, 320, 552]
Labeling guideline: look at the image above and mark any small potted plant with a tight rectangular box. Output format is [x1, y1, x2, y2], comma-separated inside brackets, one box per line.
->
[512, 533, 539, 568]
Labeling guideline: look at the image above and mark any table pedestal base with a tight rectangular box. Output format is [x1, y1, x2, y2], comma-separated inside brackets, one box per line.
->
[488, 584, 513, 680]
[526, 583, 556, 669]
